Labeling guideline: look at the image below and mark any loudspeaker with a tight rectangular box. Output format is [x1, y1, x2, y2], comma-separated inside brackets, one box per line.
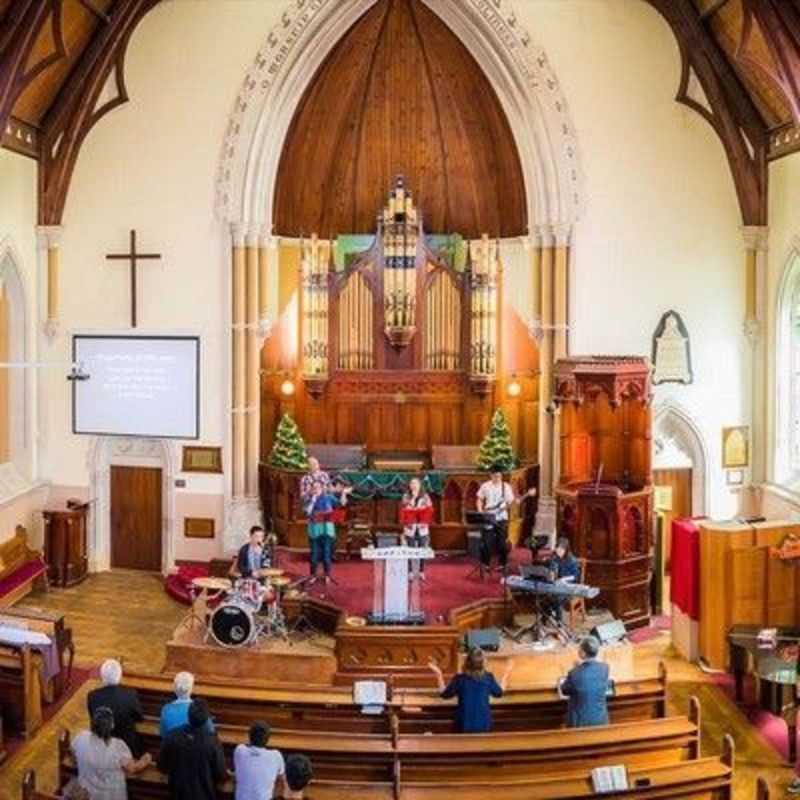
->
[375, 532, 400, 548]
[465, 627, 500, 652]
[590, 619, 627, 645]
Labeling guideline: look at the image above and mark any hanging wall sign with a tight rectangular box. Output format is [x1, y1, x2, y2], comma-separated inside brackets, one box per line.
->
[652, 310, 693, 385]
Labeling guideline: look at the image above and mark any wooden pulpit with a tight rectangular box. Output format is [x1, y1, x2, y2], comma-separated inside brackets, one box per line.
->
[43, 505, 89, 588]
[553, 357, 653, 629]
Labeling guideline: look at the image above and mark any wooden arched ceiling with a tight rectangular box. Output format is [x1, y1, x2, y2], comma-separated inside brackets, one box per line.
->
[272, 0, 527, 239]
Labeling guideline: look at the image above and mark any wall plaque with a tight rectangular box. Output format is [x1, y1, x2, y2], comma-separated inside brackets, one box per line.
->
[652, 311, 693, 385]
[184, 517, 215, 539]
[182, 446, 222, 473]
[722, 427, 749, 469]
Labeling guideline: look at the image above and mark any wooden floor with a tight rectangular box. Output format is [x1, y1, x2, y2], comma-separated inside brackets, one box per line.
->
[0, 571, 794, 798]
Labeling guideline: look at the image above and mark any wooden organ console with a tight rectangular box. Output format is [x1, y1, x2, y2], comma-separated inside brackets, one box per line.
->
[260, 177, 539, 550]
[553, 357, 653, 629]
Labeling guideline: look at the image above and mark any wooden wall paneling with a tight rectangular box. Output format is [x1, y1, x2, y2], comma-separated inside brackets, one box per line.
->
[652, 467, 692, 569]
[698, 521, 756, 669]
[766, 551, 798, 626]
[728, 546, 768, 624]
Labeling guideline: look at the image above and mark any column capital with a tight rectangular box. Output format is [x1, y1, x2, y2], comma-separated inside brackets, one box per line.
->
[230, 222, 247, 247]
[36, 225, 62, 249]
[741, 225, 769, 252]
[536, 222, 573, 248]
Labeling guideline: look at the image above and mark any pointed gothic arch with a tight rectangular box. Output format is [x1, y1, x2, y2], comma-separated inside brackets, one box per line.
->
[653, 401, 709, 516]
[215, 0, 583, 231]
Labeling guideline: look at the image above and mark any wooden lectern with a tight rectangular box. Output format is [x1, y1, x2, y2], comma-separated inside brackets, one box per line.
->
[43, 504, 89, 588]
[553, 357, 653, 629]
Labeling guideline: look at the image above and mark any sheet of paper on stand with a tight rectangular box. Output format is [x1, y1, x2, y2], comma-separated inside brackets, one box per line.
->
[353, 680, 387, 714]
[0, 623, 60, 681]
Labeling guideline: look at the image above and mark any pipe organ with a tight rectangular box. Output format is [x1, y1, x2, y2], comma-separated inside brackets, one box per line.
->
[300, 234, 330, 389]
[469, 234, 499, 390]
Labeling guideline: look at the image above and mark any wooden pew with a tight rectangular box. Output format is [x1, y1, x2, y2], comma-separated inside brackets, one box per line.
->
[122, 663, 667, 735]
[0, 605, 75, 700]
[0, 526, 47, 608]
[127, 699, 699, 783]
[55, 733, 736, 800]
[0, 644, 42, 737]
[22, 770, 59, 800]
[756, 777, 770, 800]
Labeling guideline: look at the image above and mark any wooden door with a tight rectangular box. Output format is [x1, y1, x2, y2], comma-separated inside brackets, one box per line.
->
[110, 466, 162, 571]
[653, 467, 692, 572]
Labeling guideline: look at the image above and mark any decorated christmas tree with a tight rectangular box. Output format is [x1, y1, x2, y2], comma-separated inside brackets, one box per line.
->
[268, 414, 308, 470]
[476, 409, 516, 472]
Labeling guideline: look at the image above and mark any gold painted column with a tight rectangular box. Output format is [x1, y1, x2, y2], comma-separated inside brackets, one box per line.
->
[742, 226, 769, 485]
[245, 231, 260, 498]
[230, 224, 247, 499]
[38, 226, 62, 339]
[553, 224, 572, 361]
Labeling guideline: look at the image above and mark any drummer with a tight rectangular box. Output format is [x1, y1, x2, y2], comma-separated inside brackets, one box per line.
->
[230, 525, 272, 580]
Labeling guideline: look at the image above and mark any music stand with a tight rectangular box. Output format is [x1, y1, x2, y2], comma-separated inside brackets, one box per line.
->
[465, 511, 501, 580]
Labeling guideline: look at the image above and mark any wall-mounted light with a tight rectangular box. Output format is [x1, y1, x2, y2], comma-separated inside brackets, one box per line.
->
[507, 379, 521, 398]
[280, 379, 295, 397]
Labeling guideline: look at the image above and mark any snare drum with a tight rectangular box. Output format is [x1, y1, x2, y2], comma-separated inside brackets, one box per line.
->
[209, 601, 256, 648]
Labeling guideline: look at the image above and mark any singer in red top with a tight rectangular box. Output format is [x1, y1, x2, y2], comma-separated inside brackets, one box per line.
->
[400, 477, 434, 579]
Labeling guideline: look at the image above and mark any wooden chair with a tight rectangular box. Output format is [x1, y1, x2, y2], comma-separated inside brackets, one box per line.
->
[567, 557, 588, 630]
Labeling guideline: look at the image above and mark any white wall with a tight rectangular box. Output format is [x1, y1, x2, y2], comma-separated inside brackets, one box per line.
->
[529, 0, 746, 517]
[40, 0, 749, 563]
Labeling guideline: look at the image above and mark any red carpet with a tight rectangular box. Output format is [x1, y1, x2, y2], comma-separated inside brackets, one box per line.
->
[713, 672, 793, 762]
[168, 548, 531, 623]
[275, 548, 529, 623]
[3, 665, 93, 761]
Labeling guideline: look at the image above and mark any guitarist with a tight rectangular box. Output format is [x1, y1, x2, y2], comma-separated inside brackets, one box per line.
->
[476, 466, 536, 570]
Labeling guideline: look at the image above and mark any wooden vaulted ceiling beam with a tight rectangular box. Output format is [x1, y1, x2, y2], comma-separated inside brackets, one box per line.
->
[645, 0, 768, 225]
[741, 0, 800, 125]
[38, 0, 162, 225]
[0, 0, 65, 144]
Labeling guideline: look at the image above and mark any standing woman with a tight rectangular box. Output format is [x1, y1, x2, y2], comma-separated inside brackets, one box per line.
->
[428, 648, 513, 733]
[304, 479, 351, 584]
[72, 707, 152, 800]
[400, 477, 433, 579]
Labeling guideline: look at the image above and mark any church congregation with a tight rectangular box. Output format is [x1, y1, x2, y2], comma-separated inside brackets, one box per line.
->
[4, 0, 800, 798]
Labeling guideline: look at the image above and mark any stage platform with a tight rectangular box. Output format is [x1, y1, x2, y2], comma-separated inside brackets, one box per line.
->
[166, 619, 634, 686]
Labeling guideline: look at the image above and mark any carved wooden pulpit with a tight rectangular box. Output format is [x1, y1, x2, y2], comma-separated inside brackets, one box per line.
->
[553, 357, 653, 629]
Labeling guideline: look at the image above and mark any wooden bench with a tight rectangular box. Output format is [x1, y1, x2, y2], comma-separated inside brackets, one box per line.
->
[123, 664, 667, 735]
[122, 699, 699, 783]
[0, 644, 42, 737]
[55, 731, 734, 800]
[0, 526, 47, 608]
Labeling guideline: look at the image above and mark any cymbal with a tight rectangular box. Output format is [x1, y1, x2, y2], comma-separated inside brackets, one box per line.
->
[261, 568, 284, 577]
[192, 577, 231, 591]
[270, 576, 292, 587]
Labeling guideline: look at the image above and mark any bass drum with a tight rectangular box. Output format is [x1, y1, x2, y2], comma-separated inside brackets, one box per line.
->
[209, 602, 256, 648]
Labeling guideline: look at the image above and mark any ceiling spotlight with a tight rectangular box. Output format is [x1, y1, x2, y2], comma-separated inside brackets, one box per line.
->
[280, 379, 295, 396]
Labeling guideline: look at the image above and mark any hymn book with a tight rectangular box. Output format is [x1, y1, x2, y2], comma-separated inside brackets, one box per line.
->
[591, 765, 628, 793]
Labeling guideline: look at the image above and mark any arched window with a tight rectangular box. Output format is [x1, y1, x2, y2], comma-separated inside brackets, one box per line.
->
[0, 240, 29, 478]
[775, 248, 800, 484]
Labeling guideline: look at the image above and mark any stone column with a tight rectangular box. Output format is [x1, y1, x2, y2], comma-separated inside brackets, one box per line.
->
[245, 231, 260, 498]
[742, 225, 769, 485]
[538, 226, 555, 498]
[37, 225, 62, 339]
[231, 224, 247, 500]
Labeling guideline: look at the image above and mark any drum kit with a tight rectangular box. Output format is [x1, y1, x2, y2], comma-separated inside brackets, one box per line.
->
[188, 568, 295, 649]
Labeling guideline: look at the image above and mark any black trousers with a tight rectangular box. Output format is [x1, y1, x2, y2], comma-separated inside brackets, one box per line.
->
[480, 520, 509, 567]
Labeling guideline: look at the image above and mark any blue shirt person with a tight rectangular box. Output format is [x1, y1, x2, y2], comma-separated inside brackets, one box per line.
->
[549, 536, 581, 582]
[159, 671, 215, 737]
[428, 648, 513, 733]
[560, 636, 611, 728]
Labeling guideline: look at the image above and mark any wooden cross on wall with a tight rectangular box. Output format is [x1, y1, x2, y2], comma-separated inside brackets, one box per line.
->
[105, 229, 162, 328]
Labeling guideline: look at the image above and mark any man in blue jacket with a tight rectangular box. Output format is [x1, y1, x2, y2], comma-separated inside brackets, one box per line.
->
[560, 636, 611, 727]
